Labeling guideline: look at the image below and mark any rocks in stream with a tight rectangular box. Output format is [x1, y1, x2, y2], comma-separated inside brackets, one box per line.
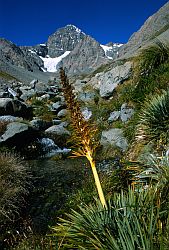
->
[0, 64, 132, 156]
[0, 121, 38, 146]
[0, 98, 33, 118]
[45, 122, 70, 136]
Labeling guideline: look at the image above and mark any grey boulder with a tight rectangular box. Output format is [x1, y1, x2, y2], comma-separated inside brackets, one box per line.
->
[108, 111, 120, 122]
[45, 122, 70, 136]
[0, 98, 32, 118]
[99, 62, 132, 98]
[0, 122, 37, 146]
[120, 103, 134, 122]
[52, 101, 66, 113]
[100, 128, 128, 151]
[108, 103, 134, 123]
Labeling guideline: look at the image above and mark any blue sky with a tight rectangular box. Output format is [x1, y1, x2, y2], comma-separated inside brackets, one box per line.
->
[0, 0, 168, 46]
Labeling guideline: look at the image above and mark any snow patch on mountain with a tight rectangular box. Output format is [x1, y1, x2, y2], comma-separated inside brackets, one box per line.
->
[40, 51, 71, 72]
[100, 45, 113, 59]
[100, 43, 123, 59]
[28, 49, 36, 54]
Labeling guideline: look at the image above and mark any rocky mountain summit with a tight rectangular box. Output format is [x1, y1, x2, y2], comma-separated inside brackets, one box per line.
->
[20, 24, 86, 59]
[59, 35, 110, 75]
[0, 24, 122, 84]
[47, 24, 86, 57]
[20, 24, 121, 75]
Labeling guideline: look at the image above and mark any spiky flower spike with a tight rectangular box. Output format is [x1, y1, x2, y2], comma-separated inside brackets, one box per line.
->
[60, 68, 107, 208]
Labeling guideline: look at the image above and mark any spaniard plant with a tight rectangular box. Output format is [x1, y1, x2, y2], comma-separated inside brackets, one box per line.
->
[137, 154, 169, 186]
[136, 89, 169, 148]
[59, 68, 107, 208]
[53, 187, 164, 249]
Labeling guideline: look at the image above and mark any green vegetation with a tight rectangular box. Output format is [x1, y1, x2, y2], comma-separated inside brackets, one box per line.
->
[135, 89, 169, 151]
[0, 152, 30, 246]
[139, 40, 169, 76]
[29, 96, 56, 121]
[53, 187, 168, 249]
[1, 42, 169, 249]
[131, 41, 169, 104]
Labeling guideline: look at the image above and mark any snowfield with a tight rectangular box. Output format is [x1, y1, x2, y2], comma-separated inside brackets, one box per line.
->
[40, 51, 71, 72]
[100, 44, 123, 59]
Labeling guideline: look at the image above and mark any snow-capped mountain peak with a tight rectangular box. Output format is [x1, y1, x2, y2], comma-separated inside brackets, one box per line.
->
[66, 24, 85, 35]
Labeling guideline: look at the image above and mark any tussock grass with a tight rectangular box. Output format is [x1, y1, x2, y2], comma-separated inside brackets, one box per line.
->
[0, 152, 29, 231]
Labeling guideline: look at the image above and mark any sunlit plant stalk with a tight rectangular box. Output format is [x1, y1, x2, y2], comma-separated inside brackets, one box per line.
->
[59, 68, 107, 208]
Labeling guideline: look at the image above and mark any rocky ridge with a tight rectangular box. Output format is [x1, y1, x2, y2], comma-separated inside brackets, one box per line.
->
[0, 38, 43, 72]
[119, 1, 169, 58]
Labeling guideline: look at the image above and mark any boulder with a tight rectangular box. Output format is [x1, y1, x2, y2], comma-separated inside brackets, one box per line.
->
[78, 92, 96, 103]
[120, 103, 134, 122]
[0, 98, 14, 115]
[30, 79, 38, 89]
[0, 98, 32, 118]
[30, 118, 53, 130]
[0, 115, 23, 122]
[0, 122, 37, 146]
[82, 107, 92, 120]
[52, 101, 66, 113]
[108, 111, 120, 122]
[36, 94, 50, 101]
[0, 91, 9, 98]
[57, 109, 68, 118]
[20, 88, 35, 101]
[99, 62, 132, 98]
[100, 128, 128, 151]
[45, 122, 70, 136]
[35, 82, 48, 92]
[108, 103, 134, 123]
[74, 79, 87, 93]
[13, 100, 33, 118]
[45, 122, 70, 147]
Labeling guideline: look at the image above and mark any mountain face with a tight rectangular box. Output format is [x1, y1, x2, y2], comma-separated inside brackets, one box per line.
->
[119, 2, 169, 58]
[58, 35, 110, 74]
[0, 38, 43, 72]
[0, 24, 121, 82]
[18, 24, 121, 75]
[0, 1, 168, 85]
[47, 24, 86, 57]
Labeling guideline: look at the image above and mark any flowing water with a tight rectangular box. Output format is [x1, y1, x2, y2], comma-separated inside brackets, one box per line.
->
[26, 156, 89, 234]
[37, 137, 71, 158]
